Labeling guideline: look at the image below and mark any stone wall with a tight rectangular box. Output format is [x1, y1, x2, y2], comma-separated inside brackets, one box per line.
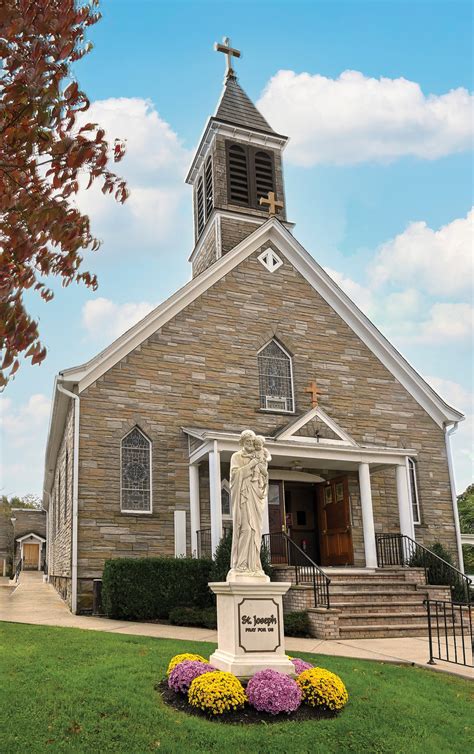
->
[70, 244, 458, 610]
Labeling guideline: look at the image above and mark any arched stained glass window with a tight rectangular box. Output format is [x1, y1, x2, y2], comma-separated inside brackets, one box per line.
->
[407, 458, 421, 525]
[121, 427, 152, 513]
[257, 339, 294, 412]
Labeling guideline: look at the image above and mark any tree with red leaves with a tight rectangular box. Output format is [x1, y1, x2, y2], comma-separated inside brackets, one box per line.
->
[0, 0, 128, 387]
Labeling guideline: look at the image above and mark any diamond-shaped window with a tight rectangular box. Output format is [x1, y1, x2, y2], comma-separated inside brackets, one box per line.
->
[258, 248, 283, 273]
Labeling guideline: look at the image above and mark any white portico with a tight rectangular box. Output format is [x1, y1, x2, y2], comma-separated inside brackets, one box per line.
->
[183, 407, 417, 569]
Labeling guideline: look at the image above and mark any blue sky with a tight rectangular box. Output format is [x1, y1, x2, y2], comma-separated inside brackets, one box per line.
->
[1, 0, 472, 497]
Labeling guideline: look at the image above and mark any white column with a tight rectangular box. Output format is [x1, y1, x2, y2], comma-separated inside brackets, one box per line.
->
[358, 463, 377, 568]
[209, 441, 222, 557]
[189, 463, 200, 557]
[174, 511, 187, 558]
[396, 462, 415, 540]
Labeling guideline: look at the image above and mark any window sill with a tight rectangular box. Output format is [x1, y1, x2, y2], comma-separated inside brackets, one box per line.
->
[256, 408, 296, 416]
[121, 510, 153, 516]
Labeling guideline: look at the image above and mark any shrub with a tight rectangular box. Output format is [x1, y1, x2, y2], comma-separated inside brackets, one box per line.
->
[296, 667, 348, 711]
[188, 671, 247, 715]
[210, 531, 272, 583]
[290, 657, 314, 674]
[284, 611, 311, 637]
[166, 653, 207, 677]
[168, 660, 215, 694]
[246, 669, 301, 715]
[409, 542, 469, 601]
[102, 557, 213, 620]
[168, 605, 217, 629]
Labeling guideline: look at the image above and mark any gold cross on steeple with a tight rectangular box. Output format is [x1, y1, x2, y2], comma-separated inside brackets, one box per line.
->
[305, 381, 324, 408]
[215, 37, 241, 79]
[259, 191, 284, 217]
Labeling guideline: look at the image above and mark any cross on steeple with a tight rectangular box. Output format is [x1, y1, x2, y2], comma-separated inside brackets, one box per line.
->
[259, 191, 284, 217]
[305, 381, 324, 408]
[215, 37, 241, 80]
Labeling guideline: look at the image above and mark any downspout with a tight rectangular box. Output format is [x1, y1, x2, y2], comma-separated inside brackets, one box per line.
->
[57, 381, 80, 613]
[444, 422, 465, 574]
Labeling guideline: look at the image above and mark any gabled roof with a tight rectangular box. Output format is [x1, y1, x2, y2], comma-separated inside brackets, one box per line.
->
[275, 406, 359, 446]
[214, 74, 278, 135]
[45, 217, 464, 495]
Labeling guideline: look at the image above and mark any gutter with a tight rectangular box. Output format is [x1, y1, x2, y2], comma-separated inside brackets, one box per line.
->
[57, 381, 80, 614]
[444, 422, 465, 574]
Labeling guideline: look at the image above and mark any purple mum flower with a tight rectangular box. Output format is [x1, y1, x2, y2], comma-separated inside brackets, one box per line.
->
[247, 669, 302, 715]
[168, 660, 216, 694]
[291, 658, 314, 674]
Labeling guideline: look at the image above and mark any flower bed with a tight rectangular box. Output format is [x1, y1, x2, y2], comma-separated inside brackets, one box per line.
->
[157, 653, 349, 724]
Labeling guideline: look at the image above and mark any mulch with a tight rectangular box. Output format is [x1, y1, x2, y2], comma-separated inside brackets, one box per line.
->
[156, 680, 337, 725]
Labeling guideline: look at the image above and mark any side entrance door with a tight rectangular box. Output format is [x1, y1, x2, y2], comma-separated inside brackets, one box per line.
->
[267, 481, 288, 563]
[23, 543, 40, 570]
[318, 476, 354, 566]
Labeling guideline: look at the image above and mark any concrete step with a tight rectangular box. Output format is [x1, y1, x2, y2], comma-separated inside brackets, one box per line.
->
[339, 623, 431, 638]
[332, 601, 428, 614]
[326, 573, 410, 583]
[330, 590, 426, 605]
[330, 581, 418, 593]
[338, 612, 449, 627]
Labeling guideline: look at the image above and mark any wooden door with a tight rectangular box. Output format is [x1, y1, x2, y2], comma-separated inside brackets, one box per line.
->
[318, 477, 354, 566]
[23, 543, 39, 570]
[267, 481, 287, 563]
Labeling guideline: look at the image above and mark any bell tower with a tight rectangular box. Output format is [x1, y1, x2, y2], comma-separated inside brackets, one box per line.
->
[186, 38, 292, 278]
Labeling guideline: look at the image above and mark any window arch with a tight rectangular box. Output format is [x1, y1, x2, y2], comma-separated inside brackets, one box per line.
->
[407, 458, 421, 524]
[257, 339, 294, 412]
[121, 427, 152, 513]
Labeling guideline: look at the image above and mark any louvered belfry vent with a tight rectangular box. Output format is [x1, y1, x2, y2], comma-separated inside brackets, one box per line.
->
[254, 150, 274, 202]
[228, 144, 249, 204]
[196, 176, 205, 235]
[204, 156, 213, 217]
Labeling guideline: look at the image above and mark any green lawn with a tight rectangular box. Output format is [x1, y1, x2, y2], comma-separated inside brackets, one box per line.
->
[0, 623, 472, 753]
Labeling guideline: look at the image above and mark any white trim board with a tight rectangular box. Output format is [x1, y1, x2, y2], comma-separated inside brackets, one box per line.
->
[276, 406, 358, 446]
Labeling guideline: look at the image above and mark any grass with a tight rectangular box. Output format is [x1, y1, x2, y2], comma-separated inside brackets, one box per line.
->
[0, 622, 472, 753]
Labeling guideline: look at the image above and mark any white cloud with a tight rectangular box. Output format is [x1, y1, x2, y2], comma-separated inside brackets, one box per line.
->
[414, 303, 473, 343]
[371, 209, 473, 296]
[75, 98, 191, 250]
[0, 393, 51, 497]
[82, 297, 157, 340]
[324, 266, 375, 316]
[257, 69, 473, 166]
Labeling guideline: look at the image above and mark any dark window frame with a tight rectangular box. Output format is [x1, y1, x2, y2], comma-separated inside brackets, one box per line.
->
[225, 141, 276, 210]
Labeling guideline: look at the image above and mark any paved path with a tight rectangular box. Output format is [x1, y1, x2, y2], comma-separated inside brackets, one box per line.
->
[1, 572, 472, 681]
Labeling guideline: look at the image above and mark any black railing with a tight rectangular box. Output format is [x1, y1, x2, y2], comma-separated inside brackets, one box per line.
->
[376, 534, 472, 604]
[425, 599, 473, 667]
[262, 531, 331, 609]
[14, 558, 22, 582]
[196, 526, 232, 559]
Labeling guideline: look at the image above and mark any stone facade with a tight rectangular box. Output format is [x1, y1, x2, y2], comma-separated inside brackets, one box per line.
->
[55, 243, 459, 611]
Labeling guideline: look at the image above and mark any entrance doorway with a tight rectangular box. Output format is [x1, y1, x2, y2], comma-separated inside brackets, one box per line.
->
[23, 543, 40, 570]
[267, 476, 354, 566]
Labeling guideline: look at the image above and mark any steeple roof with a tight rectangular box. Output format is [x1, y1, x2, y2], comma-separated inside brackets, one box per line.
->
[214, 74, 277, 135]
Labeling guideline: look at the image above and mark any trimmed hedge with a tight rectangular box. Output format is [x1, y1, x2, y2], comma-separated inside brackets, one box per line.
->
[284, 611, 311, 637]
[102, 557, 214, 620]
[169, 606, 217, 629]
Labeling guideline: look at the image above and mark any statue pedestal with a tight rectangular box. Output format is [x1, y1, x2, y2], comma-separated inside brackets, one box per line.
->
[209, 581, 294, 678]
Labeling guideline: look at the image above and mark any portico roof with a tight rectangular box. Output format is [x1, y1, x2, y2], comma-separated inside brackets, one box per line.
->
[182, 427, 417, 471]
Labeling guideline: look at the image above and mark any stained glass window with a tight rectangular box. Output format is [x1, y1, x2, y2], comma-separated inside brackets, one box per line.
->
[258, 339, 294, 412]
[121, 427, 152, 513]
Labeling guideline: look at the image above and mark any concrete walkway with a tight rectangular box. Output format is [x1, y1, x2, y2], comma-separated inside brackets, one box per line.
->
[1, 572, 472, 681]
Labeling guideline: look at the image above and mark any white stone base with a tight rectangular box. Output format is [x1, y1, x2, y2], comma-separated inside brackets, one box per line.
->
[208, 580, 294, 678]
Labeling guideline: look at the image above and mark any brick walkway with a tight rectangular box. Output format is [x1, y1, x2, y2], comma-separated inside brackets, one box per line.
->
[1, 572, 472, 680]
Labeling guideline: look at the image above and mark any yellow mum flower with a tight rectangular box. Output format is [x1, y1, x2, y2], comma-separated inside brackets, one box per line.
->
[166, 653, 207, 676]
[296, 667, 348, 711]
[188, 671, 247, 715]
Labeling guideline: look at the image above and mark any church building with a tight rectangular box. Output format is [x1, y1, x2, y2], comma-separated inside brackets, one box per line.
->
[43, 40, 464, 618]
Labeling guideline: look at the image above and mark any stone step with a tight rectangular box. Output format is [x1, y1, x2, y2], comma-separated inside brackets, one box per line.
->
[330, 590, 425, 604]
[338, 611, 450, 627]
[330, 581, 419, 593]
[339, 623, 430, 638]
[332, 601, 428, 614]
[326, 573, 411, 582]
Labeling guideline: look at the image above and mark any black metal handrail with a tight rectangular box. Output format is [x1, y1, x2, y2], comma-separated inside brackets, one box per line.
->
[376, 534, 472, 604]
[425, 599, 473, 667]
[14, 558, 22, 583]
[262, 531, 331, 609]
[196, 526, 232, 559]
